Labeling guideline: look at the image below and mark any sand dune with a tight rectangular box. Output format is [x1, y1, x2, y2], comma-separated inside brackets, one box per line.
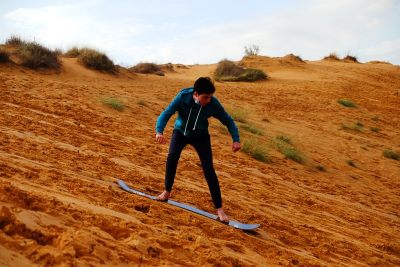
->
[0, 56, 399, 266]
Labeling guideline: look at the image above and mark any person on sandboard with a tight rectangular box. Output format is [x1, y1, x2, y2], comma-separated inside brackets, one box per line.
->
[155, 77, 241, 222]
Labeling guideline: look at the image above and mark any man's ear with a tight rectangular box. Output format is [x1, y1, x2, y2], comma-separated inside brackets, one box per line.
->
[193, 91, 199, 97]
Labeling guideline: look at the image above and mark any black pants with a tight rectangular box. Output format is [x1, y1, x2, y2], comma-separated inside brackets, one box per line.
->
[165, 129, 222, 209]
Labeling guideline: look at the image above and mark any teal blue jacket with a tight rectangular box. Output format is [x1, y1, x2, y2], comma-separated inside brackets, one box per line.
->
[156, 88, 240, 142]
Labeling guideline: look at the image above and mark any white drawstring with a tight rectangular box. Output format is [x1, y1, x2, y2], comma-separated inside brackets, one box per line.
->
[184, 107, 192, 136]
[193, 106, 202, 130]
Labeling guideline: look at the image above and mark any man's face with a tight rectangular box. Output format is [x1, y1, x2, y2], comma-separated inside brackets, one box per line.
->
[194, 92, 213, 106]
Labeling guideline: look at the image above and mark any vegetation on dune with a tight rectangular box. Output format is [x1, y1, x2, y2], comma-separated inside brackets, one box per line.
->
[18, 41, 61, 69]
[337, 99, 357, 108]
[323, 53, 340, 61]
[0, 48, 10, 63]
[228, 108, 248, 123]
[273, 135, 306, 164]
[130, 62, 165, 76]
[343, 54, 358, 63]
[77, 48, 115, 72]
[102, 97, 125, 111]
[242, 138, 271, 163]
[240, 123, 264, 135]
[346, 160, 357, 167]
[383, 149, 400, 161]
[244, 45, 260, 56]
[4, 36, 61, 69]
[5, 35, 24, 46]
[214, 59, 267, 82]
[316, 165, 327, 172]
[64, 47, 82, 58]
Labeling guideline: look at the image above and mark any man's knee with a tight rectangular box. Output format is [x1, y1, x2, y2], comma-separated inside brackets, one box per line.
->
[167, 151, 181, 162]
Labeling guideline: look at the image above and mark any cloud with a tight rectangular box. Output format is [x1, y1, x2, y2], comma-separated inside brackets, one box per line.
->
[1, 0, 399, 65]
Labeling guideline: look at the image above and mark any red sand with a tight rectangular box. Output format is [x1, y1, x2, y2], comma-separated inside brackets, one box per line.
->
[0, 56, 399, 266]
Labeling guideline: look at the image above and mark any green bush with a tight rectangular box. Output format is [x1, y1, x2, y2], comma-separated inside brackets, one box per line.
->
[383, 149, 400, 161]
[242, 139, 271, 163]
[337, 99, 357, 108]
[78, 48, 115, 72]
[273, 135, 305, 164]
[214, 59, 267, 82]
[102, 97, 125, 111]
[228, 108, 248, 123]
[241, 123, 263, 135]
[18, 41, 61, 69]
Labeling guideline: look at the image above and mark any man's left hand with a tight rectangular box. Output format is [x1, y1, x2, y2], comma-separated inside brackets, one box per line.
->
[232, 142, 241, 152]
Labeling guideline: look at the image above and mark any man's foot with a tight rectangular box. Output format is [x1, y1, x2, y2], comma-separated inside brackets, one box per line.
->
[217, 208, 229, 222]
[157, 190, 171, 201]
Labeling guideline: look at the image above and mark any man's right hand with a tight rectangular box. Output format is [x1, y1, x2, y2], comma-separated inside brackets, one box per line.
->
[155, 132, 166, 144]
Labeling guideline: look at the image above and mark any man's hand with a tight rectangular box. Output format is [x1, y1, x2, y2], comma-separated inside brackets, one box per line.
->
[232, 142, 241, 152]
[156, 132, 166, 144]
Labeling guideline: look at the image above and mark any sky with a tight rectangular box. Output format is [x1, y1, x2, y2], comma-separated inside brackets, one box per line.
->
[1, 0, 399, 66]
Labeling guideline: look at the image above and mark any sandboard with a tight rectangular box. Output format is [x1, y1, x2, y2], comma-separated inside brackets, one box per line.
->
[117, 179, 260, 230]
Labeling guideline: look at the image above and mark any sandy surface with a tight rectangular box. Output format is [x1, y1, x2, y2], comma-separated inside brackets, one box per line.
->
[0, 56, 399, 266]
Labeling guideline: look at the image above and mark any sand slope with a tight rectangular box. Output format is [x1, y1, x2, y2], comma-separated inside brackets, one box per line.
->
[0, 56, 399, 266]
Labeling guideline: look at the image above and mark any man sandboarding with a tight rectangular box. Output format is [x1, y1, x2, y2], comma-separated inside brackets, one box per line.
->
[155, 77, 241, 222]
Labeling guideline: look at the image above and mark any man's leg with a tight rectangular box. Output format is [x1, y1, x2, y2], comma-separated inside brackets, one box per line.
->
[191, 134, 224, 210]
[159, 130, 187, 200]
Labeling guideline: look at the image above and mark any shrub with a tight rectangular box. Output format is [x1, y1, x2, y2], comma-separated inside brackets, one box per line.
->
[244, 45, 260, 56]
[214, 60, 243, 77]
[324, 53, 340, 61]
[343, 54, 358, 63]
[0, 48, 10, 63]
[17, 41, 60, 69]
[337, 99, 357, 108]
[346, 160, 357, 167]
[280, 146, 305, 164]
[102, 97, 125, 111]
[241, 123, 263, 135]
[130, 62, 164, 75]
[383, 149, 400, 161]
[242, 139, 271, 163]
[64, 47, 81, 57]
[214, 59, 267, 82]
[78, 48, 115, 72]
[273, 135, 305, 164]
[228, 108, 248, 123]
[275, 135, 292, 145]
[5, 35, 24, 46]
[370, 127, 380, 133]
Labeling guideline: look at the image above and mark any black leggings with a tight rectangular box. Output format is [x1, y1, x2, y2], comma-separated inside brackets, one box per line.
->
[165, 129, 222, 209]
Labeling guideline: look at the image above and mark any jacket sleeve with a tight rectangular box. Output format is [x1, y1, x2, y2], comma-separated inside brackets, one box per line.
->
[213, 98, 240, 142]
[156, 94, 180, 133]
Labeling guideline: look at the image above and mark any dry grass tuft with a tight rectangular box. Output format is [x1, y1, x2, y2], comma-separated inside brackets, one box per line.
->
[214, 59, 267, 82]
[77, 48, 115, 72]
[323, 53, 340, 61]
[130, 63, 165, 76]
[343, 54, 359, 63]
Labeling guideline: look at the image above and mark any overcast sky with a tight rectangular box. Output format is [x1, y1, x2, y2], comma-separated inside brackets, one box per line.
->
[1, 0, 399, 66]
